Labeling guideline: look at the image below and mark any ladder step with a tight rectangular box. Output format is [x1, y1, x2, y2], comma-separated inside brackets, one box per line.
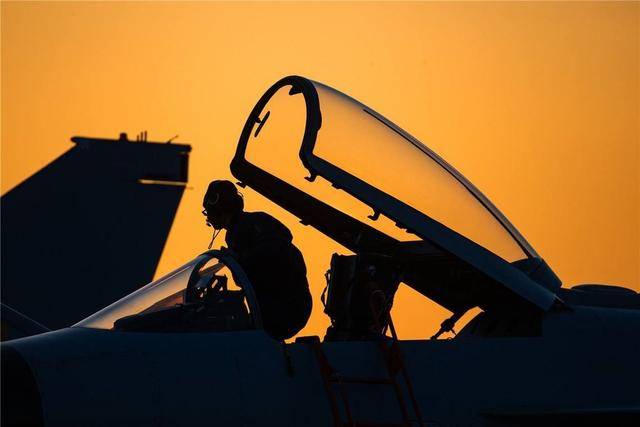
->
[330, 375, 395, 385]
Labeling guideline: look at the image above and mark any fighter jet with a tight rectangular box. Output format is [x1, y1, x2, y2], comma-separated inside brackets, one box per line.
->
[3, 76, 639, 426]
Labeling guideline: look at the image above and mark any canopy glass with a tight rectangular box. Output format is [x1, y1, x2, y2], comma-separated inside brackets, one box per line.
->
[234, 76, 560, 312]
[76, 252, 257, 330]
[244, 80, 535, 262]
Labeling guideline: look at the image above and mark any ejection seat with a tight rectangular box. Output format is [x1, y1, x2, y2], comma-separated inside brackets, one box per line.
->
[321, 253, 401, 342]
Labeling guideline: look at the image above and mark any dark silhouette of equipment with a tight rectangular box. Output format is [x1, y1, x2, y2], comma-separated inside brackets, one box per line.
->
[305, 253, 424, 426]
[322, 253, 400, 341]
[2, 76, 639, 427]
[1, 133, 190, 332]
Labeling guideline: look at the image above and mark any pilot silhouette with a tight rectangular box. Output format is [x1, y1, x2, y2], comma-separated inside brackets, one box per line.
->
[202, 180, 312, 340]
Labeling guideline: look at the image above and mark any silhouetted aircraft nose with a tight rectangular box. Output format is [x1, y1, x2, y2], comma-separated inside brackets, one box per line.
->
[1, 345, 44, 426]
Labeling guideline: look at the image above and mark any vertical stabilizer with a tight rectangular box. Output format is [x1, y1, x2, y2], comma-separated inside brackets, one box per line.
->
[1, 134, 191, 331]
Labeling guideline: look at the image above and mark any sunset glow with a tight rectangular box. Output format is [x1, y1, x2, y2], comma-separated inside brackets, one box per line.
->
[2, 2, 638, 339]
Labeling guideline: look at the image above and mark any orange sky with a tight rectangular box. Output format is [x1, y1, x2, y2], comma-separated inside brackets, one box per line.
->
[2, 2, 638, 339]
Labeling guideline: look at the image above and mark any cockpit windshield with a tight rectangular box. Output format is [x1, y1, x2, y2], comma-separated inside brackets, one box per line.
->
[76, 251, 260, 331]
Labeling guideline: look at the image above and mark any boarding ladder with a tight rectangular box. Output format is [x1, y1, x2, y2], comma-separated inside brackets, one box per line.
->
[298, 315, 425, 427]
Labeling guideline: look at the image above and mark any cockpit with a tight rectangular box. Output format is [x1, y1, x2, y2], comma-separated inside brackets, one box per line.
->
[78, 75, 565, 339]
[76, 251, 261, 333]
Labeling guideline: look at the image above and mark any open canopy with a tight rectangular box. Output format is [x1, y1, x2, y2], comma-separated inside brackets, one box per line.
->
[231, 76, 560, 314]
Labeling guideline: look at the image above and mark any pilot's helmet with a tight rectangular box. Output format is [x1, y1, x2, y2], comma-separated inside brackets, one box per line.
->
[203, 180, 244, 215]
